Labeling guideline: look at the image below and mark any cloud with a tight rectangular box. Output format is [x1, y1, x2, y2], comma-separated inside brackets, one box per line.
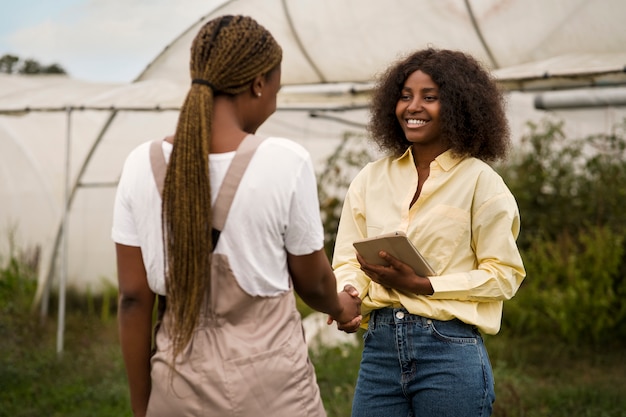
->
[5, 0, 225, 82]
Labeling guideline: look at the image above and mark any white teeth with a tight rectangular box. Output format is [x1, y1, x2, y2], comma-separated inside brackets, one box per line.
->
[407, 119, 427, 125]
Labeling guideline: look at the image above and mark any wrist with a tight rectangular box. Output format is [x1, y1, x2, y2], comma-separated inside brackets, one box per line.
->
[420, 276, 434, 295]
[330, 293, 347, 320]
[411, 275, 433, 296]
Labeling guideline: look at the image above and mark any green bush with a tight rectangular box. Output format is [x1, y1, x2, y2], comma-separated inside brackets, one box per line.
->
[502, 226, 626, 344]
[497, 119, 626, 249]
[317, 131, 375, 258]
[0, 251, 37, 315]
[496, 118, 626, 345]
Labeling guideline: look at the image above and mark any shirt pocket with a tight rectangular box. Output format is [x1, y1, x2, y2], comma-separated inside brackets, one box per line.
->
[420, 205, 471, 272]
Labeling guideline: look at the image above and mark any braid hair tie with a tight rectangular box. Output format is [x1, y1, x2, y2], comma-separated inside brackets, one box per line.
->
[192, 78, 218, 91]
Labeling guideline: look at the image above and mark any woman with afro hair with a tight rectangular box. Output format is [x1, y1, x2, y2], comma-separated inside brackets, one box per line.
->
[332, 48, 526, 416]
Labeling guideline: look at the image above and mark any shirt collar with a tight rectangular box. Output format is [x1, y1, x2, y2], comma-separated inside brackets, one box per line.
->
[394, 147, 465, 171]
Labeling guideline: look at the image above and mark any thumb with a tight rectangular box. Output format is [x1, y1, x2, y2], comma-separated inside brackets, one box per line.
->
[343, 284, 359, 298]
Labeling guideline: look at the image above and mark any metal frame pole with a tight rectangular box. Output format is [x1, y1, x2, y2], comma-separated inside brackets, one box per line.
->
[56, 107, 72, 356]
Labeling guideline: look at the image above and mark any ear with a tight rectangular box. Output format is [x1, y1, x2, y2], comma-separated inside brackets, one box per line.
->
[251, 74, 265, 98]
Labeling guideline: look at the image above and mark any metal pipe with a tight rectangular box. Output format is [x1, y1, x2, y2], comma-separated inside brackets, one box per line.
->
[534, 86, 626, 109]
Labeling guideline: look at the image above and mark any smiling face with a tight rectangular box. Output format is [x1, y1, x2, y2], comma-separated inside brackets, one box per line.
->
[395, 70, 444, 149]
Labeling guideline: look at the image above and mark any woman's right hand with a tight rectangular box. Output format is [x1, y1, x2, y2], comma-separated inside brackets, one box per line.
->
[328, 284, 362, 333]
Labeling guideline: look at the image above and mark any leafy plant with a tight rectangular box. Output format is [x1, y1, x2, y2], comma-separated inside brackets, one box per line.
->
[497, 118, 626, 344]
[504, 226, 626, 344]
[317, 131, 376, 258]
[496, 118, 626, 249]
[0, 233, 38, 314]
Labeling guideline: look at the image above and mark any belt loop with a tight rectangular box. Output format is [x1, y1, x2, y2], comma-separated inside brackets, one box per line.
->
[369, 309, 377, 331]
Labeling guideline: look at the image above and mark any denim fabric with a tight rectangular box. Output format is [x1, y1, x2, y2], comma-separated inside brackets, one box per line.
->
[352, 308, 495, 417]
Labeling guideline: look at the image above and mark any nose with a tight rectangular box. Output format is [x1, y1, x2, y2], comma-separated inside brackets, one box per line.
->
[407, 97, 423, 113]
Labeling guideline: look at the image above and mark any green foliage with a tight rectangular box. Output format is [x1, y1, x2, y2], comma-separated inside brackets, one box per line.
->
[0, 54, 67, 75]
[312, 342, 362, 416]
[317, 131, 375, 258]
[496, 119, 626, 249]
[503, 227, 626, 344]
[0, 237, 37, 315]
[496, 118, 626, 345]
[0, 54, 19, 73]
[0, 308, 129, 417]
[0, 256, 36, 313]
[486, 335, 626, 417]
[0, 252, 129, 417]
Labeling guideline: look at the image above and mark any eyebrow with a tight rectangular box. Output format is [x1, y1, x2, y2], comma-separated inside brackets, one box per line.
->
[401, 86, 438, 93]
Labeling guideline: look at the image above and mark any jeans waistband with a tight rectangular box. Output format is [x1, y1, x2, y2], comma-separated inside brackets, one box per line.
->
[370, 307, 432, 325]
[370, 307, 469, 328]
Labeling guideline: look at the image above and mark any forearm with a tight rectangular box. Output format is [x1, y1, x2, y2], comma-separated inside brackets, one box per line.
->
[293, 264, 343, 317]
[118, 296, 154, 417]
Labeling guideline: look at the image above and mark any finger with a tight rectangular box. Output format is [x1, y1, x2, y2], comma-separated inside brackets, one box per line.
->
[378, 250, 399, 266]
[378, 250, 410, 272]
[338, 323, 360, 333]
[356, 252, 374, 268]
[343, 284, 359, 298]
[338, 315, 362, 330]
[356, 252, 365, 266]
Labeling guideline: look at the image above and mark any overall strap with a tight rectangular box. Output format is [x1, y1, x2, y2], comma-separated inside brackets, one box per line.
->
[149, 134, 265, 245]
[211, 134, 265, 231]
[149, 139, 168, 196]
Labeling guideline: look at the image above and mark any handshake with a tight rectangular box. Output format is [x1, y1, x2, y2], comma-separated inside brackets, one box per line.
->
[327, 284, 362, 333]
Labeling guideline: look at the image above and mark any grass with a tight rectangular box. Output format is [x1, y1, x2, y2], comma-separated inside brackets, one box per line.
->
[486, 333, 626, 417]
[1, 291, 625, 417]
[0, 308, 129, 417]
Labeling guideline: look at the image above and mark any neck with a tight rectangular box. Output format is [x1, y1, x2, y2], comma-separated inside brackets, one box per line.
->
[411, 143, 448, 168]
[210, 96, 248, 153]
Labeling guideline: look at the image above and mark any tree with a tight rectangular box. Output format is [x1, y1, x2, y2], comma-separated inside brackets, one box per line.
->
[0, 54, 19, 74]
[19, 58, 42, 74]
[0, 54, 67, 75]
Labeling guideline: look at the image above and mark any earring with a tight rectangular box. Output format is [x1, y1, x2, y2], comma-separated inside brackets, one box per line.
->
[257, 92, 262, 97]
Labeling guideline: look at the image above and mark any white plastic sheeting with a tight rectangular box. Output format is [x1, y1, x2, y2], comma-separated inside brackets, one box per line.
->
[1, 0, 625, 301]
[139, 0, 626, 87]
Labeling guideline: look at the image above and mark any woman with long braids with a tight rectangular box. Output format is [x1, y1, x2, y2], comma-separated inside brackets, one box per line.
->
[332, 48, 526, 416]
[112, 15, 361, 417]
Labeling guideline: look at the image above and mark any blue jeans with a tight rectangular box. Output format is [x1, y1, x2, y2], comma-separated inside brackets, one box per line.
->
[352, 308, 495, 417]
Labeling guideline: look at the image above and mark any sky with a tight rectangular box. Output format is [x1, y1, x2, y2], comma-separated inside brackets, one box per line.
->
[0, 0, 225, 83]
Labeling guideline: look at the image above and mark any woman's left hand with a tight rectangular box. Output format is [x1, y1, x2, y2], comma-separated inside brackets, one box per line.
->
[357, 251, 434, 296]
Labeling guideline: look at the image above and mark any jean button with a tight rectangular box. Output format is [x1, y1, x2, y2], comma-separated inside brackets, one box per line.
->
[395, 311, 405, 319]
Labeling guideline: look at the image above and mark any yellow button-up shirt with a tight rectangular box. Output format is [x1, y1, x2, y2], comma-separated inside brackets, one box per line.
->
[332, 148, 526, 334]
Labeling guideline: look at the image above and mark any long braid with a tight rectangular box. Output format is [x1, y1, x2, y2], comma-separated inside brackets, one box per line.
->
[162, 15, 282, 361]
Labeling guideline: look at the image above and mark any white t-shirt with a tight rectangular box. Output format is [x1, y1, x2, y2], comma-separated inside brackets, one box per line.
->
[111, 137, 325, 296]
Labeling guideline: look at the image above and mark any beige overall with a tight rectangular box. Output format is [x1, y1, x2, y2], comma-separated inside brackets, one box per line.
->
[145, 136, 326, 417]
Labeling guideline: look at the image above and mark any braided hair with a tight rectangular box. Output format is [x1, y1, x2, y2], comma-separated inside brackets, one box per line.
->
[162, 15, 282, 360]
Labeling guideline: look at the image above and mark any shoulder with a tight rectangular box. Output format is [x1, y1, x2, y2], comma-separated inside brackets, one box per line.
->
[118, 140, 158, 186]
[254, 137, 315, 174]
[259, 136, 311, 160]
[122, 140, 153, 167]
[460, 157, 516, 203]
[457, 157, 502, 179]
[352, 154, 397, 181]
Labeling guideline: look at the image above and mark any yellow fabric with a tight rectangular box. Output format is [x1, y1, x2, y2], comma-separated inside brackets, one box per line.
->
[332, 148, 526, 335]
